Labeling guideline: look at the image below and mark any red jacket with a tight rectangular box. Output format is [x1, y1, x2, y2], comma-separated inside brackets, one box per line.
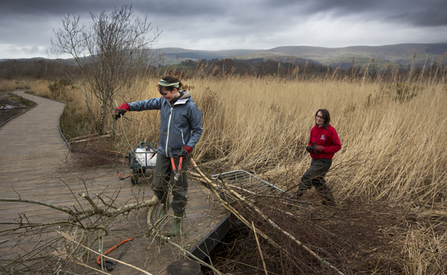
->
[308, 124, 341, 159]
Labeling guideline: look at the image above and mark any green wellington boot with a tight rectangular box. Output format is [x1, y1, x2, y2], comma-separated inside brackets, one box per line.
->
[158, 200, 170, 219]
[166, 211, 184, 237]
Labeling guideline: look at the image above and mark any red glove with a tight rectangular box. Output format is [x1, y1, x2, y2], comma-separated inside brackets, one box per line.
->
[114, 102, 130, 120]
[184, 146, 192, 155]
[315, 145, 324, 153]
[179, 145, 193, 158]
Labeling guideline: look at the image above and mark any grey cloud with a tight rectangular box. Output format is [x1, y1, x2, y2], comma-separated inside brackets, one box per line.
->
[0, 0, 230, 34]
[0, 0, 123, 16]
[265, 0, 447, 27]
[17, 0, 230, 18]
[3, 0, 447, 28]
[1, 0, 446, 59]
[0, 13, 57, 44]
[133, 0, 228, 16]
[392, 10, 447, 27]
[23, 45, 44, 55]
[6, 45, 46, 57]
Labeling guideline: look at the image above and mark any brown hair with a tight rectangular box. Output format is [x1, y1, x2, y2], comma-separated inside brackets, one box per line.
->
[157, 75, 183, 94]
[315, 109, 330, 129]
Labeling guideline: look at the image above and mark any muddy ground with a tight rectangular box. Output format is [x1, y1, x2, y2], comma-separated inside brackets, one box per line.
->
[0, 91, 36, 126]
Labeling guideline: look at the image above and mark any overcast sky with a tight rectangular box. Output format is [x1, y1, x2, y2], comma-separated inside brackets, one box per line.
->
[1, 0, 446, 59]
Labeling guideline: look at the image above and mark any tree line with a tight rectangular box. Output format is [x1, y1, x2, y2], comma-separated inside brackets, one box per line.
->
[3, 55, 444, 82]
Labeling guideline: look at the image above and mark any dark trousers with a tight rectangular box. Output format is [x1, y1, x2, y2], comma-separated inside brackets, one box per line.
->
[297, 158, 334, 204]
[151, 153, 188, 213]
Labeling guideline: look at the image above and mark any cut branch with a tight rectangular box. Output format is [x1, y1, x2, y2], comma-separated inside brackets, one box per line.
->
[189, 158, 345, 275]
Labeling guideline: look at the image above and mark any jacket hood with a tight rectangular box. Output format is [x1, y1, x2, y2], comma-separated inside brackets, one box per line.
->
[179, 90, 191, 99]
[170, 90, 191, 106]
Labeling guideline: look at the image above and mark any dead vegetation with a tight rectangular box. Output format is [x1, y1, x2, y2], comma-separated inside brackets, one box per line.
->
[191, 163, 447, 275]
[68, 137, 125, 169]
[1, 145, 447, 274]
[0, 181, 158, 274]
[203, 198, 408, 274]
[0, 91, 36, 126]
[1, 59, 447, 273]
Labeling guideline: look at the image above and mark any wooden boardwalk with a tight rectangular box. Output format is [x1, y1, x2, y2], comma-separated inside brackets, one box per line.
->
[0, 91, 228, 274]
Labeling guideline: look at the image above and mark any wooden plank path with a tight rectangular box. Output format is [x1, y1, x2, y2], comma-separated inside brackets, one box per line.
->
[0, 91, 228, 274]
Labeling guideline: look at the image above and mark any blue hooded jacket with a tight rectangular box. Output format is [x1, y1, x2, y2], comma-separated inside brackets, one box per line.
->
[128, 90, 203, 157]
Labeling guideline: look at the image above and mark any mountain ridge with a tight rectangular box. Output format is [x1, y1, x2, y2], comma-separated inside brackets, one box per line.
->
[2, 43, 446, 69]
[155, 43, 447, 69]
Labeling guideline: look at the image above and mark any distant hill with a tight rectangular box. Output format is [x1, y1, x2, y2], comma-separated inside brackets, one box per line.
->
[3, 43, 446, 70]
[153, 48, 264, 65]
[154, 43, 447, 69]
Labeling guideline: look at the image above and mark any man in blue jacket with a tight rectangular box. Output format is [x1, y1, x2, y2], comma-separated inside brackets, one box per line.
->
[115, 75, 203, 236]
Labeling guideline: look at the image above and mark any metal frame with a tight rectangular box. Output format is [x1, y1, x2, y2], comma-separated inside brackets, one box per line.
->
[188, 170, 284, 261]
[212, 170, 284, 202]
[128, 141, 157, 170]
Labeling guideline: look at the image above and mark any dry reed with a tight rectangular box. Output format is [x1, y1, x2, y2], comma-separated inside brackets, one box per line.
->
[3, 75, 446, 207]
[2, 65, 447, 274]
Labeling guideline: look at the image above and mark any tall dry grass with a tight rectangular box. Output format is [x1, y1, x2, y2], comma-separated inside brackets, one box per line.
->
[112, 75, 446, 207]
[2, 70, 447, 273]
[0, 79, 31, 91]
[3, 75, 446, 208]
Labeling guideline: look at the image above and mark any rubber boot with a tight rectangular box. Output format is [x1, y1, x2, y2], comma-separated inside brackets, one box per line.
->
[291, 187, 306, 200]
[321, 194, 335, 206]
[318, 187, 335, 206]
[166, 211, 184, 237]
[158, 200, 170, 219]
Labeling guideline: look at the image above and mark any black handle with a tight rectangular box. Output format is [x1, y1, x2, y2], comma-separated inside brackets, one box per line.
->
[102, 259, 116, 271]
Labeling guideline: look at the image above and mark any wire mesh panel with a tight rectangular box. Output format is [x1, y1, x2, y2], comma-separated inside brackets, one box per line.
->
[212, 170, 284, 203]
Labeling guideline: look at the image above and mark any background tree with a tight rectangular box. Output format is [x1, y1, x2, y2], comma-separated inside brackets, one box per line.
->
[51, 5, 161, 135]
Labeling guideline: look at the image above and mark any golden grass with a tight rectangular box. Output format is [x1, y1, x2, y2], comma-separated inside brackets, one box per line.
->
[0, 79, 30, 91]
[3, 75, 446, 208]
[1, 72, 447, 274]
[103, 75, 447, 210]
[401, 217, 447, 274]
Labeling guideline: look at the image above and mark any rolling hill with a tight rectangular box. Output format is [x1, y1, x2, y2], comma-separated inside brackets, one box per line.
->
[2, 43, 446, 71]
[155, 43, 447, 69]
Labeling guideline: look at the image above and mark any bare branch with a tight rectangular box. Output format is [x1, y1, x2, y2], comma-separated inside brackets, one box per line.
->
[55, 231, 152, 275]
[189, 158, 345, 275]
[0, 198, 74, 215]
[50, 5, 162, 135]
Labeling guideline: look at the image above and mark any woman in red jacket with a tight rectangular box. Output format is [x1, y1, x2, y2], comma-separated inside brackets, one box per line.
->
[293, 109, 341, 206]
